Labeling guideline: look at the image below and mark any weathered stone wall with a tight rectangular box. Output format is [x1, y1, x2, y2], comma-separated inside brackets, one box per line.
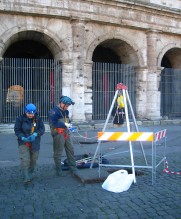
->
[0, 0, 180, 121]
[150, 0, 181, 8]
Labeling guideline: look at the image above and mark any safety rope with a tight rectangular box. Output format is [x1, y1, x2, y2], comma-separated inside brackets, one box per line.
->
[72, 130, 97, 140]
[163, 159, 181, 175]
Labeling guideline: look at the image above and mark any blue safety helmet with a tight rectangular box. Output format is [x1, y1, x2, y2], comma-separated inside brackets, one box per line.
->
[25, 103, 37, 114]
[59, 96, 75, 105]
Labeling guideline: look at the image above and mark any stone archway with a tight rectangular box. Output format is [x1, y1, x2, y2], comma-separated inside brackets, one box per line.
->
[157, 43, 181, 68]
[0, 27, 70, 122]
[158, 44, 181, 118]
[86, 33, 144, 66]
[4, 39, 53, 59]
[85, 34, 141, 120]
[0, 26, 69, 60]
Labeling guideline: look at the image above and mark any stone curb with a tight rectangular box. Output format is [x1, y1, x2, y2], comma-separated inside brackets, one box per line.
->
[0, 119, 181, 133]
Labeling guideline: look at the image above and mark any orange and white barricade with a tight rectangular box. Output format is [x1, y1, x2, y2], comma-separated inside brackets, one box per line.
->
[97, 129, 167, 185]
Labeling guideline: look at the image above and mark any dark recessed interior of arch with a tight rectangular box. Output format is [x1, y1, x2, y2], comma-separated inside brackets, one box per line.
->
[4, 40, 53, 59]
[161, 55, 172, 68]
[92, 45, 121, 63]
[4, 40, 175, 67]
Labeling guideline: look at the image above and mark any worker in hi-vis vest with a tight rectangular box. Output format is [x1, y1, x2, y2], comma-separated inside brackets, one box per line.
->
[112, 92, 125, 127]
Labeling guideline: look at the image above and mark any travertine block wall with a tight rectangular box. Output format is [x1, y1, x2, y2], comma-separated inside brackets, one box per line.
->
[150, 0, 181, 8]
[0, 0, 180, 121]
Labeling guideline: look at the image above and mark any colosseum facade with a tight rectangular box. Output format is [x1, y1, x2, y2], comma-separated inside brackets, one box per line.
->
[0, 0, 181, 122]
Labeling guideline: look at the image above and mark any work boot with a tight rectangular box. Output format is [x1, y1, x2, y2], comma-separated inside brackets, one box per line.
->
[23, 169, 31, 184]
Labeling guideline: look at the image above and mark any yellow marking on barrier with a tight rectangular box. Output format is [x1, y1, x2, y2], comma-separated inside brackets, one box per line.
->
[147, 134, 154, 141]
[109, 132, 123, 141]
[98, 132, 154, 141]
[127, 132, 142, 141]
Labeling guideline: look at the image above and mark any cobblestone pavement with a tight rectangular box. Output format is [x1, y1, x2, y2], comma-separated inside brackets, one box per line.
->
[0, 124, 181, 219]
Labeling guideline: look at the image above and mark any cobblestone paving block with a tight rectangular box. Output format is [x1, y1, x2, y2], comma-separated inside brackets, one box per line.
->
[0, 125, 181, 219]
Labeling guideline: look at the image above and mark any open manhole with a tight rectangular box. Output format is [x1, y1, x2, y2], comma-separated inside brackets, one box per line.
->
[107, 168, 145, 176]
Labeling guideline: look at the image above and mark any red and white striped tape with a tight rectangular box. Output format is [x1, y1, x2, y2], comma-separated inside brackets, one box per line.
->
[163, 159, 181, 175]
[154, 129, 166, 141]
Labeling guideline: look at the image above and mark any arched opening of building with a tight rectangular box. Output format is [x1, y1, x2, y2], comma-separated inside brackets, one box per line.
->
[92, 40, 136, 120]
[92, 45, 121, 63]
[160, 48, 181, 118]
[1, 35, 62, 123]
[4, 40, 53, 59]
[161, 56, 172, 68]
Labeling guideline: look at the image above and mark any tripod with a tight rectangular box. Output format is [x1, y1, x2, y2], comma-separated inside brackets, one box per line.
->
[90, 83, 148, 183]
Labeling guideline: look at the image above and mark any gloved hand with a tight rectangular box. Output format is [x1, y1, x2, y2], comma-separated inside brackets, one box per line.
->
[68, 127, 77, 132]
[65, 123, 72, 128]
[27, 134, 36, 142]
[32, 132, 38, 137]
[21, 137, 29, 142]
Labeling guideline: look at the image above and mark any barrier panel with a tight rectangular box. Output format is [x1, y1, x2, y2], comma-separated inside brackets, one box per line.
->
[98, 129, 167, 185]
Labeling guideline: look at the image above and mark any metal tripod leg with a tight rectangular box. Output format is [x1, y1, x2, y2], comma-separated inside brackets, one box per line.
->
[125, 90, 148, 166]
[122, 89, 136, 183]
[90, 90, 119, 168]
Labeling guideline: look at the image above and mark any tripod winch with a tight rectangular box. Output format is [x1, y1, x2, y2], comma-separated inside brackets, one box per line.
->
[90, 83, 148, 183]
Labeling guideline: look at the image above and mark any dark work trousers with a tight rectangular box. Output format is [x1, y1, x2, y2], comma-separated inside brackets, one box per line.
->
[19, 144, 39, 181]
[112, 107, 125, 125]
[51, 128, 76, 172]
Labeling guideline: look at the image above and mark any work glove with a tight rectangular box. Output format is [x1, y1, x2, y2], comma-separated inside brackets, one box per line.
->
[21, 137, 29, 142]
[68, 127, 77, 132]
[27, 133, 37, 142]
[32, 132, 38, 137]
[65, 123, 72, 128]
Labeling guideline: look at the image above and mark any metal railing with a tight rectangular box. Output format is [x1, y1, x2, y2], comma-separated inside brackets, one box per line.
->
[92, 62, 136, 120]
[0, 59, 180, 123]
[0, 58, 62, 123]
[160, 68, 181, 118]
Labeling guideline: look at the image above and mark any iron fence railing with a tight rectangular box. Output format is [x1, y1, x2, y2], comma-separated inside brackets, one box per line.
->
[0, 58, 62, 123]
[92, 62, 136, 120]
[160, 68, 181, 118]
[0, 59, 180, 123]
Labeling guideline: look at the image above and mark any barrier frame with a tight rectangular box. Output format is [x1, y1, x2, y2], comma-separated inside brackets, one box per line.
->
[98, 129, 167, 185]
